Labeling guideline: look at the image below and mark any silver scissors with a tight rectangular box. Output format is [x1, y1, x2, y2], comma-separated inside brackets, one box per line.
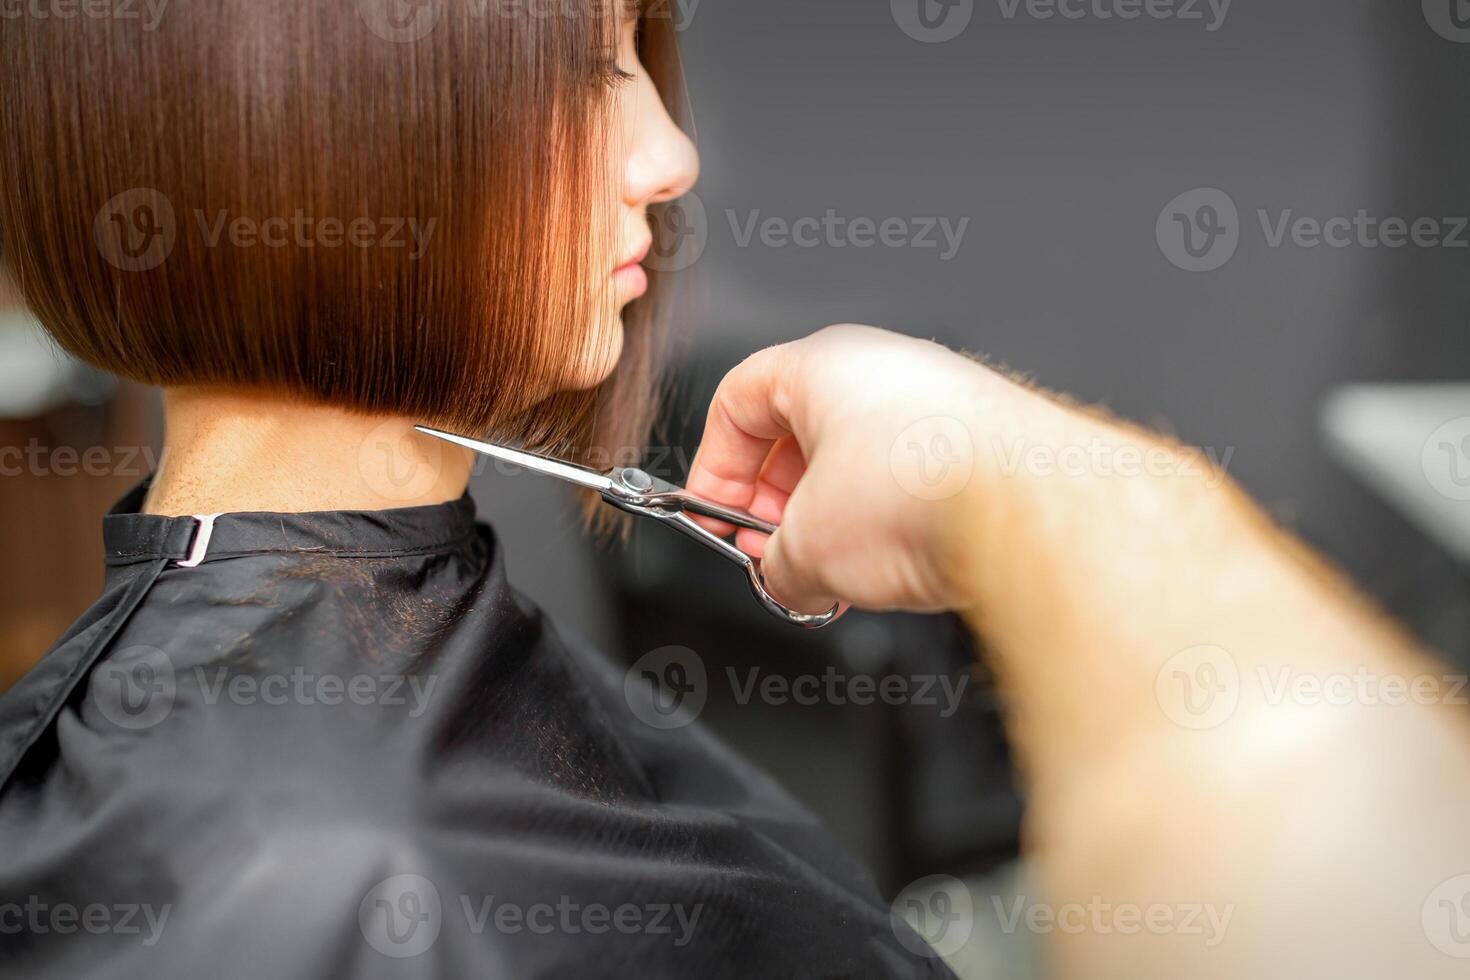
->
[415, 426, 842, 630]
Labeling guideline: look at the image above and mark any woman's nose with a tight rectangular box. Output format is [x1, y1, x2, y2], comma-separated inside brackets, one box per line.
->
[624, 78, 700, 208]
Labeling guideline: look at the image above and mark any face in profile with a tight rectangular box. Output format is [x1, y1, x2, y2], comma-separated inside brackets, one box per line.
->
[570, 5, 700, 392]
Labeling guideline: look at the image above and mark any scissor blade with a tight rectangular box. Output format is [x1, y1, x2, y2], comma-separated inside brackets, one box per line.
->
[672, 494, 779, 537]
[414, 426, 614, 493]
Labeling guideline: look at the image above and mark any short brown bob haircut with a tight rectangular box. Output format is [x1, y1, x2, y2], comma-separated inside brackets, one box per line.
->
[0, 0, 688, 473]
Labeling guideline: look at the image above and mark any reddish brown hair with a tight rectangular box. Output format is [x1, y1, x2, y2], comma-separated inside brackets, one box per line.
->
[0, 0, 687, 477]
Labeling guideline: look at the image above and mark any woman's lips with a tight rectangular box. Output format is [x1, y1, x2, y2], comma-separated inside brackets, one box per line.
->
[613, 263, 648, 300]
[613, 239, 652, 299]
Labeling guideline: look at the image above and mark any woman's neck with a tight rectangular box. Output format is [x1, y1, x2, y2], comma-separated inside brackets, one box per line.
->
[143, 388, 473, 516]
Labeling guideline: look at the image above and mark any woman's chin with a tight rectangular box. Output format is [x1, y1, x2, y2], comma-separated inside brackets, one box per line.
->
[563, 316, 625, 391]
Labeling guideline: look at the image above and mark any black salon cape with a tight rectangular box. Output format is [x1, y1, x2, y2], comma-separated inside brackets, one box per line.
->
[0, 483, 953, 979]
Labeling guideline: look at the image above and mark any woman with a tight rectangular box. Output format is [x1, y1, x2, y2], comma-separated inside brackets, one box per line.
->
[0, 1, 952, 976]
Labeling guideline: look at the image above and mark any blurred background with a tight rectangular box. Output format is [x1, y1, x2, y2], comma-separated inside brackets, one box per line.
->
[2, 1, 1466, 975]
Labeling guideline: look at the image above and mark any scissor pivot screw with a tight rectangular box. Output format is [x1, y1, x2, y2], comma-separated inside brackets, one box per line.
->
[620, 468, 655, 492]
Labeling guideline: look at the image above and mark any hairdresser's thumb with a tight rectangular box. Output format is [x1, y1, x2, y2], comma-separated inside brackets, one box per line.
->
[757, 529, 840, 618]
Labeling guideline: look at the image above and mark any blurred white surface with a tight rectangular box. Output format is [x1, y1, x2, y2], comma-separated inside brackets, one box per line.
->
[1322, 384, 1470, 565]
[0, 315, 82, 419]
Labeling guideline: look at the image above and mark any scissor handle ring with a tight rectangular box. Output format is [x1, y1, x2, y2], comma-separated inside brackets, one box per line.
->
[743, 560, 842, 630]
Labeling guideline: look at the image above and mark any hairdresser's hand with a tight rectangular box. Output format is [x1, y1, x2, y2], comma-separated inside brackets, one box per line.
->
[686, 324, 1083, 614]
[693, 327, 1470, 980]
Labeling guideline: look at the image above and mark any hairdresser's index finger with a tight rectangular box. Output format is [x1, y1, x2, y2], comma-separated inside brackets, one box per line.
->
[686, 345, 798, 530]
[732, 436, 805, 558]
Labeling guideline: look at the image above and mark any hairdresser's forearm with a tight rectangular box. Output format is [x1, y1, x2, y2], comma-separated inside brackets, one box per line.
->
[952, 404, 1470, 975]
[950, 402, 1401, 780]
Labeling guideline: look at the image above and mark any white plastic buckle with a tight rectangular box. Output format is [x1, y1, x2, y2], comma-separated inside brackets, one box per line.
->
[175, 513, 221, 568]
